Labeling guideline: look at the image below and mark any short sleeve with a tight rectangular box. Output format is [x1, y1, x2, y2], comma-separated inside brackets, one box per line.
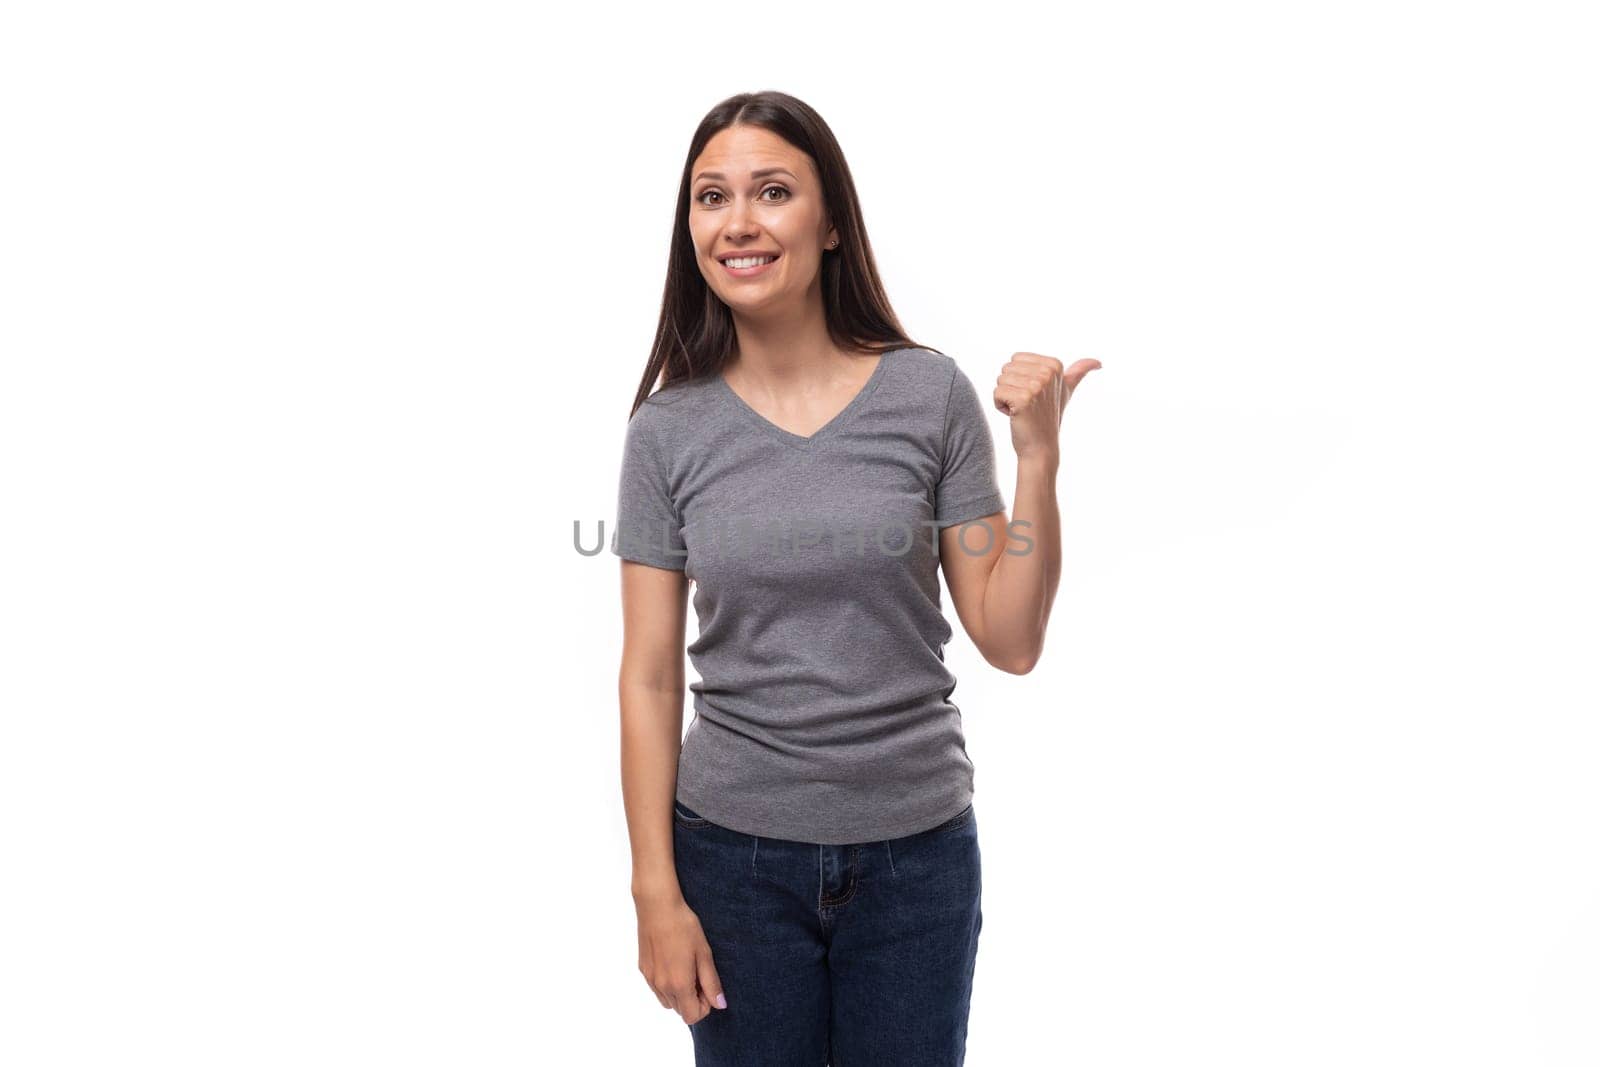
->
[934, 362, 1007, 528]
[610, 407, 688, 570]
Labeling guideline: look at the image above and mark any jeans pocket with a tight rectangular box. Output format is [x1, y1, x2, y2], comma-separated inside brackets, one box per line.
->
[928, 802, 975, 835]
[673, 799, 713, 829]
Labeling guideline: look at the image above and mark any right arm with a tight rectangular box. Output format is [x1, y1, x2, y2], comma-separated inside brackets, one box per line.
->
[618, 558, 727, 1025]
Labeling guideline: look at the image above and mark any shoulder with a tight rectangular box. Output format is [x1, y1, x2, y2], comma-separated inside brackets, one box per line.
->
[882, 344, 965, 397]
[892, 344, 985, 384]
[632, 374, 717, 420]
[885, 345, 986, 415]
[624, 374, 719, 458]
[888, 344, 955, 375]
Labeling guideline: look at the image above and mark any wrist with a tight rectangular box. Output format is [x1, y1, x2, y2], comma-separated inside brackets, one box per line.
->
[1016, 448, 1060, 474]
[632, 878, 685, 908]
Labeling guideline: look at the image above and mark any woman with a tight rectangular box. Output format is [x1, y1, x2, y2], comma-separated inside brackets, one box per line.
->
[612, 90, 1099, 1066]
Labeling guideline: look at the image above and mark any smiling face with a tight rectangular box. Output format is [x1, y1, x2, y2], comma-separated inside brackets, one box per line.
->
[687, 124, 838, 315]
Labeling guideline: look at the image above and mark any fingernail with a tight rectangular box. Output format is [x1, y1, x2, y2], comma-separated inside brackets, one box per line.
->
[715, 993, 727, 1009]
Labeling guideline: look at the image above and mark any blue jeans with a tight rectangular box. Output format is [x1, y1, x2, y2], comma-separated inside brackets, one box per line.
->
[672, 798, 983, 1066]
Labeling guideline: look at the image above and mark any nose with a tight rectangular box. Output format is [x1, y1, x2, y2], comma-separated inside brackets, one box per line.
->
[724, 197, 759, 241]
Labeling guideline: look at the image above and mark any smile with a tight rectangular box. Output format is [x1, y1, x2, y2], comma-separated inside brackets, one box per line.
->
[721, 254, 779, 277]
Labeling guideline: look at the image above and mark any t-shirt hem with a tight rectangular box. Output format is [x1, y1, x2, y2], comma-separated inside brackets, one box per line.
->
[674, 785, 975, 845]
[934, 491, 1007, 528]
[610, 546, 686, 571]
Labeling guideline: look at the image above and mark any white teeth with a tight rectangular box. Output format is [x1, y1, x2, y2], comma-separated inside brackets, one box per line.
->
[724, 256, 775, 269]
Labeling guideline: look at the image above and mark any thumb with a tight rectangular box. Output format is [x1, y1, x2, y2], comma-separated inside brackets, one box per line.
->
[1064, 358, 1102, 391]
[697, 947, 728, 1010]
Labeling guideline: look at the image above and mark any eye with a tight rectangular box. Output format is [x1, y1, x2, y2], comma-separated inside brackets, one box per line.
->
[695, 184, 791, 207]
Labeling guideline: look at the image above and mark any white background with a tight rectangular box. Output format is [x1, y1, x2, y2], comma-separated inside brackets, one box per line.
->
[3, 1, 1597, 1064]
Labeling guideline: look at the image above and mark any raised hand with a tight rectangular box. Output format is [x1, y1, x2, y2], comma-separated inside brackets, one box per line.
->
[993, 351, 1101, 462]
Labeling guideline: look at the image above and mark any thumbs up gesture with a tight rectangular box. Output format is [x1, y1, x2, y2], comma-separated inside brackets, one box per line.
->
[994, 352, 1101, 462]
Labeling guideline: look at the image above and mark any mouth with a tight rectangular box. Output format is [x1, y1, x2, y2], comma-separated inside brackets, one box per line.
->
[719, 253, 780, 278]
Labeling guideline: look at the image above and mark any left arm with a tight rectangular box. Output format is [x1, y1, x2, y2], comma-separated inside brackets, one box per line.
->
[941, 352, 1100, 674]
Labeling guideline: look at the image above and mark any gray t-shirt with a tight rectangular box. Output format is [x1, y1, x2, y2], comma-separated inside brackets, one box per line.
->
[610, 345, 1007, 844]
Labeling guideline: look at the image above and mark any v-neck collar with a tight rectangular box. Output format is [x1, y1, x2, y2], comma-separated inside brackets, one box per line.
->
[714, 348, 899, 451]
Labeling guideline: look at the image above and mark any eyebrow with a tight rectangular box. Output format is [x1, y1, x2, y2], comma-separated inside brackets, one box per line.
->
[692, 167, 797, 185]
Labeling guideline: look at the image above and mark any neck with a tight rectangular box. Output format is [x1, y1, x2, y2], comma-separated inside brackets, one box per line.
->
[726, 286, 872, 386]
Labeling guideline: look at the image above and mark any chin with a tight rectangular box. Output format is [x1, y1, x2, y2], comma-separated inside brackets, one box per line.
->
[725, 291, 786, 312]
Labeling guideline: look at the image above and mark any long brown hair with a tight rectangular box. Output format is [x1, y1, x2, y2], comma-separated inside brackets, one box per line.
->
[626, 91, 939, 420]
